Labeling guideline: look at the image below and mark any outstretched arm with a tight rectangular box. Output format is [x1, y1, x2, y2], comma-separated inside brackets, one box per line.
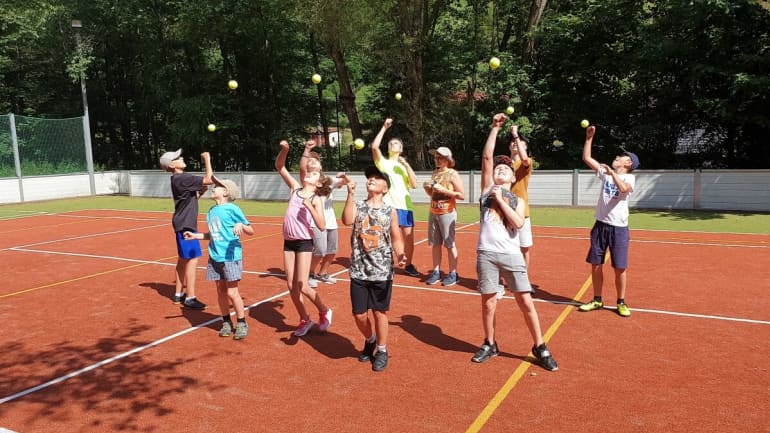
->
[582, 126, 601, 172]
[275, 140, 300, 190]
[299, 139, 317, 179]
[398, 156, 418, 189]
[340, 173, 357, 226]
[371, 118, 393, 163]
[510, 125, 530, 168]
[481, 113, 507, 191]
[201, 152, 214, 185]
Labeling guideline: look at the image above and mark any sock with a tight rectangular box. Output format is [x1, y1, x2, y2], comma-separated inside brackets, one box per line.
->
[593, 296, 602, 302]
[366, 334, 376, 344]
[222, 315, 232, 325]
[377, 345, 387, 353]
[617, 298, 625, 305]
[186, 296, 196, 301]
[237, 318, 246, 324]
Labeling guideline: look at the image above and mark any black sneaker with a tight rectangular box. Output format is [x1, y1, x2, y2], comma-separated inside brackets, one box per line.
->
[173, 293, 186, 304]
[358, 340, 377, 363]
[372, 350, 389, 372]
[404, 264, 420, 277]
[182, 298, 206, 310]
[471, 341, 499, 363]
[532, 343, 558, 371]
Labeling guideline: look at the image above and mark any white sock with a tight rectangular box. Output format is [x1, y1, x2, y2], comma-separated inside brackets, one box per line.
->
[366, 334, 376, 343]
[377, 345, 387, 353]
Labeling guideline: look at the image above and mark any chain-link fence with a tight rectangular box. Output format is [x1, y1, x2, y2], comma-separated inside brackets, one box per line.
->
[0, 114, 88, 178]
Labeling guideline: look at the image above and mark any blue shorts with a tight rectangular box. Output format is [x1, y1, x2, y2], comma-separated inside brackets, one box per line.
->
[396, 209, 414, 228]
[586, 220, 630, 269]
[176, 231, 202, 259]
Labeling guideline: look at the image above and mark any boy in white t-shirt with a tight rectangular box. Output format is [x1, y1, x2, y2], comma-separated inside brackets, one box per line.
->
[578, 124, 640, 317]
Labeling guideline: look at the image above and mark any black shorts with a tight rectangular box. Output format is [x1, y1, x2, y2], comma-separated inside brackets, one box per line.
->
[283, 239, 314, 253]
[350, 278, 392, 314]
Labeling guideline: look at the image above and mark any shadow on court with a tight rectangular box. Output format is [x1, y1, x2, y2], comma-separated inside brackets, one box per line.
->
[0, 320, 219, 430]
[139, 282, 221, 327]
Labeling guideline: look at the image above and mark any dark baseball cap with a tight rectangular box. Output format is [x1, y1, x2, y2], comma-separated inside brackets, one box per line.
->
[364, 165, 391, 189]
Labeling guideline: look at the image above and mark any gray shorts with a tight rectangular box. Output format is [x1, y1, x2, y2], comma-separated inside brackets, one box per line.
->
[312, 227, 338, 256]
[206, 259, 243, 282]
[476, 250, 532, 294]
[428, 211, 456, 248]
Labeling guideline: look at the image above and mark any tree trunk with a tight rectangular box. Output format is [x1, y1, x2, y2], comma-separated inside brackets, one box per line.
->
[329, 48, 362, 140]
[522, 0, 548, 63]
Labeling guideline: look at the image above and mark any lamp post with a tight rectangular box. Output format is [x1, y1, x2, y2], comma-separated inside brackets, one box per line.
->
[71, 19, 96, 195]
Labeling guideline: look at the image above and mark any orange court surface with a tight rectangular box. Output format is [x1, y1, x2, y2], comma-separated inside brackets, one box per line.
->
[1, 209, 768, 433]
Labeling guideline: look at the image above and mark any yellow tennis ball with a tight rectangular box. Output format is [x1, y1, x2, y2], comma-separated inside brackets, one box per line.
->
[312, 74, 322, 85]
[395, 92, 402, 101]
[506, 106, 514, 115]
[354, 138, 365, 150]
[489, 57, 501, 70]
[581, 119, 590, 128]
[207, 123, 216, 132]
[228, 80, 238, 90]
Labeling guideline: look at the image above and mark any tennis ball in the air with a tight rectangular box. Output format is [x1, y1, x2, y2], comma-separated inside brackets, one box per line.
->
[207, 124, 216, 132]
[505, 106, 515, 115]
[228, 80, 238, 90]
[312, 74, 322, 85]
[354, 138, 365, 150]
[489, 57, 501, 70]
[581, 119, 590, 128]
[395, 92, 402, 101]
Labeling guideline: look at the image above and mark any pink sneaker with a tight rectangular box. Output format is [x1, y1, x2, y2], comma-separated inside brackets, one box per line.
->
[293, 319, 315, 336]
[318, 308, 333, 332]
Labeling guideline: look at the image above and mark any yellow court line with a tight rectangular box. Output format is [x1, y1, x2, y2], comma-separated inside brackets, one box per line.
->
[465, 277, 593, 433]
[0, 231, 282, 300]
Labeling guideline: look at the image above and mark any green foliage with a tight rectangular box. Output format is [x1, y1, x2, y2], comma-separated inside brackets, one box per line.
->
[2, 0, 769, 171]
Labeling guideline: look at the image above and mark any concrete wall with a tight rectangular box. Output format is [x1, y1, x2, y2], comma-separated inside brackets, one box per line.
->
[2, 169, 769, 212]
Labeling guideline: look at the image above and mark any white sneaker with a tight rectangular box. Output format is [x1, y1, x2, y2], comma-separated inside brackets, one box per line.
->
[308, 275, 319, 288]
[317, 273, 337, 284]
[318, 308, 333, 332]
[293, 319, 315, 337]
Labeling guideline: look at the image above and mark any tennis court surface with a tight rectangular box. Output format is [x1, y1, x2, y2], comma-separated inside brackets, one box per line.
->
[1, 209, 768, 433]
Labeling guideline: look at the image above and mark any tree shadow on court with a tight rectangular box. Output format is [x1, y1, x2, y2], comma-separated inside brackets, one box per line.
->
[0, 319, 222, 431]
[139, 281, 176, 303]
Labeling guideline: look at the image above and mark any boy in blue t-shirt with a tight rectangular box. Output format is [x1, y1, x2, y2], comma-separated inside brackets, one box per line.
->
[184, 176, 254, 339]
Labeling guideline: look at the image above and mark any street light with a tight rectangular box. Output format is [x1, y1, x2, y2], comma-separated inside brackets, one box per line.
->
[71, 19, 95, 195]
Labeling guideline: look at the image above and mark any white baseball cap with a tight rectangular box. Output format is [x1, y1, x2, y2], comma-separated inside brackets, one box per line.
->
[212, 175, 239, 201]
[159, 149, 182, 170]
[429, 146, 455, 167]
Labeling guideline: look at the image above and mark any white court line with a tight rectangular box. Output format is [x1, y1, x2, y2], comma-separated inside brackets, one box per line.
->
[0, 290, 289, 406]
[3, 216, 768, 407]
[1, 223, 167, 251]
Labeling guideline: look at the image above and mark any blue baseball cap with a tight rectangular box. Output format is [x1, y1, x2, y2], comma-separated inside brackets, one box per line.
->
[623, 151, 640, 170]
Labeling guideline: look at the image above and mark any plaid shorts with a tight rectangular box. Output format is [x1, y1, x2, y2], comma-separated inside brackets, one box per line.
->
[206, 258, 243, 282]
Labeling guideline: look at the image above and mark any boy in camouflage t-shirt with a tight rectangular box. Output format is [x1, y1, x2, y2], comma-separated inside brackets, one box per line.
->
[341, 166, 406, 372]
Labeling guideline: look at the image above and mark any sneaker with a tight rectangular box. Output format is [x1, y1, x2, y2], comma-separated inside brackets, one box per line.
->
[496, 284, 505, 300]
[173, 293, 186, 304]
[616, 302, 631, 317]
[425, 270, 441, 285]
[404, 264, 420, 277]
[372, 350, 389, 372]
[471, 341, 499, 363]
[293, 318, 315, 337]
[317, 274, 336, 284]
[183, 297, 206, 310]
[233, 322, 249, 340]
[442, 271, 458, 287]
[308, 275, 319, 288]
[578, 299, 604, 312]
[318, 308, 333, 332]
[219, 322, 233, 337]
[358, 340, 377, 363]
[532, 343, 559, 371]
